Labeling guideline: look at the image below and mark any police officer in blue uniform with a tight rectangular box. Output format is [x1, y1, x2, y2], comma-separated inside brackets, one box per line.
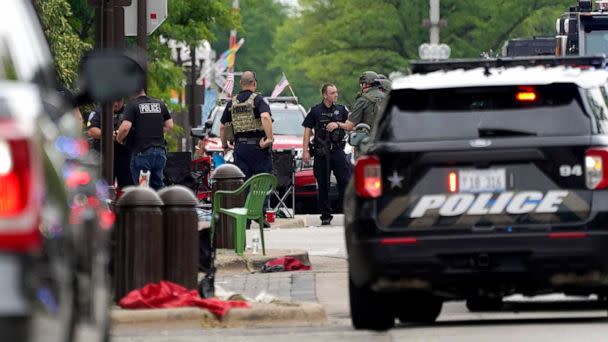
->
[220, 71, 274, 179]
[86, 99, 134, 189]
[302, 83, 352, 225]
[116, 89, 174, 190]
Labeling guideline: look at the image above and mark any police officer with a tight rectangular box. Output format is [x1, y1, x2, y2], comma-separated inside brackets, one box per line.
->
[377, 73, 392, 93]
[344, 71, 386, 131]
[220, 71, 274, 179]
[302, 83, 351, 225]
[116, 89, 174, 190]
[87, 99, 135, 189]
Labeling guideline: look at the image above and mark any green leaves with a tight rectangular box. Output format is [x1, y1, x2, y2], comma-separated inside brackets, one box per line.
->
[271, 0, 575, 108]
[36, 0, 91, 86]
[160, 0, 237, 47]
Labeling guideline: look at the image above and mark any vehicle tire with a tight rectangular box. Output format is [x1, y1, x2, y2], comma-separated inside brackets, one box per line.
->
[349, 276, 394, 331]
[466, 296, 503, 312]
[397, 292, 443, 324]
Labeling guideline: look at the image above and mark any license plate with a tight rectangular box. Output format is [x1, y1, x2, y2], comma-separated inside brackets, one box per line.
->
[459, 169, 506, 193]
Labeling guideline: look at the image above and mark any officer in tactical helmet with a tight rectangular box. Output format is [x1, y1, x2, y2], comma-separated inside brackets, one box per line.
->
[302, 83, 352, 226]
[116, 89, 174, 190]
[343, 71, 386, 131]
[377, 73, 391, 93]
[220, 71, 274, 179]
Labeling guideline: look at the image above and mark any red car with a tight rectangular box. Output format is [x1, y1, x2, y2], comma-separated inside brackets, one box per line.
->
[201, 97, 345, 213]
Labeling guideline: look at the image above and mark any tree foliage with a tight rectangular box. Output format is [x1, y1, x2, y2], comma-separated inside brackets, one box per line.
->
[36, 0, 91, 86]
[159, 0, 237, 47]
[213, 0, 289, 95]
[444, 0, 574, 57]
[271, 0, 575, 108]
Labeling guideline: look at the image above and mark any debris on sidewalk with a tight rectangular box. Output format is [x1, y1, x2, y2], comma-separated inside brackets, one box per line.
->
[118, 281, 249, 318]
[261, 256, 312, 273]
[215, 285, 277, 304]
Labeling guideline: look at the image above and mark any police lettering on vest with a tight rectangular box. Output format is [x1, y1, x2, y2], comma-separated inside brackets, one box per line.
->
[409, 190, 570, 218]
[122, 95, 171, 153]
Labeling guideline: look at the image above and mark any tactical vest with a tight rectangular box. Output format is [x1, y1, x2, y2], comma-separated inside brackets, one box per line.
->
[313, 107, 345, 148]
[132, 101, 164, 152]
[230, 93, 263, 135]
[361, 87, 386, 126]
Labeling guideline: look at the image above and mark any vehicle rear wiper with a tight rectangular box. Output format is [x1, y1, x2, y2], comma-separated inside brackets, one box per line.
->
[477, 127, 537, 137]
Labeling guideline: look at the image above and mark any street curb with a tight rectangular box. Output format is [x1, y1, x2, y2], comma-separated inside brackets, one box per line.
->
[110, 301, 326, 330]
[111, 307, 220, 329]
[216, 249, 311, 273]
[222, 302, 327, 328]
[269, 217, 306, 229]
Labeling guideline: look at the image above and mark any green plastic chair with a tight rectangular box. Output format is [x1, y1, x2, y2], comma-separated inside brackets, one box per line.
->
[210, 173, 277, 256]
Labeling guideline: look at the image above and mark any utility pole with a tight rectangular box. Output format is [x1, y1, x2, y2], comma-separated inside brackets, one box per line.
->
[137, 0, 147, 90]
[90, 0, 130, 190]
[420, 0, 450, 60]
[429, 0, 440, 45]
[188, 46, 197, 151]
[101, 0, 115, 188]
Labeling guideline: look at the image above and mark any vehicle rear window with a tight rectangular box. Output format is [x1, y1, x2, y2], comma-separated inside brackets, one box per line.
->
[377, 84, 590, 142]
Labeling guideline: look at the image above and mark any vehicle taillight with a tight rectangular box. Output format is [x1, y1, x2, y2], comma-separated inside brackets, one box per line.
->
[516, 86, 537, 102]
[516, 91, 537, 102]
[585, 147, 608, 189]
[355, 155, 382, 198]
[448, 172, 458, 193]
[0, 131, 41, 253]
[0, 139, 30, 217]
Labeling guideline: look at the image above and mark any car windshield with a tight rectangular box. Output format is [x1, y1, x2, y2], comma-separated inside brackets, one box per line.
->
[211, 105, 305, 136]
[377, 84, 591, 142]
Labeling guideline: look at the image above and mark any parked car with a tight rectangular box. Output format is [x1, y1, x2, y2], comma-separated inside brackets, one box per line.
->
[0, 1, 145, 340]
[200, 96, 343, 213]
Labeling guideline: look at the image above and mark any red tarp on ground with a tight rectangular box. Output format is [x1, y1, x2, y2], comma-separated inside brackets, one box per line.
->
[261, 256, 312, 273]
[118, 281, 250, 318]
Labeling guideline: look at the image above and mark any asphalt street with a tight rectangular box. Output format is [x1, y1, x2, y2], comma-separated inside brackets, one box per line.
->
[111, 222, 608, 341]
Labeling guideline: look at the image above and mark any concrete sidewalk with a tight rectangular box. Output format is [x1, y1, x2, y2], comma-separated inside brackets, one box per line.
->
[215, 248, 311, 274]
[111, 248, 325, 331]
[254, 214, 344, 229]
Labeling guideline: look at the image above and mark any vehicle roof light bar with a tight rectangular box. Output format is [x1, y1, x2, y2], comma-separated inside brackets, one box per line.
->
[410, 55, 607, 74]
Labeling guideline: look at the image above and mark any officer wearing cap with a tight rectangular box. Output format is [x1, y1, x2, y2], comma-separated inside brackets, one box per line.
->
[220, 71, 274, 179]
[116, 89, 174, 190]
[344, 71, 386, 131]
[87, 99, 134, 189]
[302, 83, 351, 226]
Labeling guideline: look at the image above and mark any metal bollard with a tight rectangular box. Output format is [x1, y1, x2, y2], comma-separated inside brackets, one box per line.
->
[115, 186, 164, 301]
[158, 185, 198, 289]
[211, 164, 245, 250]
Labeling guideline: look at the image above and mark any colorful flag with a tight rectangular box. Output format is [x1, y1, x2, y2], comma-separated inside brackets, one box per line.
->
[228, 0, 240, 70]
[271, 74, 290, 98]
[170, 89, 179, 105]
[215, 38, 244, 73]
[223, 72, 235, 97]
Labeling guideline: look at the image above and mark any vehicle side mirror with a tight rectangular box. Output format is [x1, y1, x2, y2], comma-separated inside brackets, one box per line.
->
[348, 123, 371, 147]
[74, 50, 146, 105]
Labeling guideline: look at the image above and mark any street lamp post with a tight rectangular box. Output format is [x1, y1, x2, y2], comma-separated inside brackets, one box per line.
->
[420, 0, 451, 60]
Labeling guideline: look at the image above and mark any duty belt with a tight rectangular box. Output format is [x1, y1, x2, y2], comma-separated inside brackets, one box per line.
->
[235, 137, 261, 145]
